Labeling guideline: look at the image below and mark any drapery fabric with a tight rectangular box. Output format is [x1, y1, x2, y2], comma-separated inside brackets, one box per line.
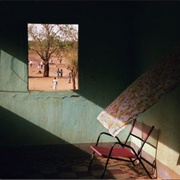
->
[97, 49, 180, 137]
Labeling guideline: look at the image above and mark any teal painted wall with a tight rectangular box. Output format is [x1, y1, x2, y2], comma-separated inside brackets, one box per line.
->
[0, 2, 135, 146]
[132, 2, 180, 176]
[0, 1, 180, 176]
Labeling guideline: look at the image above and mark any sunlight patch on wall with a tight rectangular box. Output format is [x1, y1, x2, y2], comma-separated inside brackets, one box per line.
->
[0, 50, 27, 92]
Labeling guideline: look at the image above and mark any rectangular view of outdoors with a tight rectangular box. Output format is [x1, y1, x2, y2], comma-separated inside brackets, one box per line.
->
[28, 24, 78, 91]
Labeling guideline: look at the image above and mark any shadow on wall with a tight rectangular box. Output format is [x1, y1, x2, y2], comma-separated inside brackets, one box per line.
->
[1, 3, 180, 175]
[0, 106, 118, 179]
[0, 1, 137, 108]
[0, 106, 89, 158]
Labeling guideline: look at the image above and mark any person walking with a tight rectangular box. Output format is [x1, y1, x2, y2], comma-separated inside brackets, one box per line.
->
[52, 77, 58, 90]
[29, 60, 33, 67]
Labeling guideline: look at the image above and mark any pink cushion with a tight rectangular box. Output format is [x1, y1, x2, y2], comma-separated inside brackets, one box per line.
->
[90, 146, 135, 158]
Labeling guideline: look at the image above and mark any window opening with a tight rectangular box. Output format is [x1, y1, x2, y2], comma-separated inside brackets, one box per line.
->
[28, 23, 79, 91]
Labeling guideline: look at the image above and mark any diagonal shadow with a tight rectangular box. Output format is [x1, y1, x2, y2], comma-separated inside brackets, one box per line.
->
[0, 106, 115, 179]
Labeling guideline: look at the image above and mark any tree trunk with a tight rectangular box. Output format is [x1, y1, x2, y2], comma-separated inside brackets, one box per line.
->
[72, 76, 76, 90]
[43, 61, 49, 77]
[72, 70, 76, 90]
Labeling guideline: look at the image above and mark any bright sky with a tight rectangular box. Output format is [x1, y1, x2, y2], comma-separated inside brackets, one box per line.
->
[28, 23, 78, 41]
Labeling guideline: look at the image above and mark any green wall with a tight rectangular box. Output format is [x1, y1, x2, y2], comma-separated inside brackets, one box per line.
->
[132, 2, 180, 176]
[0, 1, 180, 176]
[0, 1, 134, 146]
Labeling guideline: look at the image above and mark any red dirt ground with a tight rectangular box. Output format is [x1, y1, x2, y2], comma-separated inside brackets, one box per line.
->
[28, 52, 78, 91]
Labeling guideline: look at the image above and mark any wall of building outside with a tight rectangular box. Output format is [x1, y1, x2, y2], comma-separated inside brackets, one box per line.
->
[0, 1, 180, 178]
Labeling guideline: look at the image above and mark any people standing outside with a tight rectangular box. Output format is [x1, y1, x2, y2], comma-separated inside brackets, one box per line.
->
[38, 63, 41, 74]
[60, 69, 63, 77]
[57, 68, 63, 77]
[40, 61, 43, 69]
[52, 77, 58, 90]
[29, 59, 33, 67]
[57, 68, 60, 77]
[68, 72, 71, 83]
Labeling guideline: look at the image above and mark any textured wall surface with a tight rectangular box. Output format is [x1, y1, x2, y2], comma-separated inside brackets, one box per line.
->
[0, 1, 180, 177]
[133, 3, 180, 175]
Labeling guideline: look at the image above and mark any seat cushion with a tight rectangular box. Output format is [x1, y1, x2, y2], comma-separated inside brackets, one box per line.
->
[90, 146, 136, 158]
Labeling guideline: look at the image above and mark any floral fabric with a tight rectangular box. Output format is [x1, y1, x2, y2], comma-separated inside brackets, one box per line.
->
[97, 49, 180, 137]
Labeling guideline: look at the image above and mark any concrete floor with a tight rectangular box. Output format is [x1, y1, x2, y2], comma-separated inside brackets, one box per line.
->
[0, 145, 154, 179]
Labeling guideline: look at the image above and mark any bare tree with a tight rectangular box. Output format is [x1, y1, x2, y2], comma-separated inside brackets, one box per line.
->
[66, 48, 78, 89]
[28, 24, 78, 89]
[28, 24, 61, 77]
[58, 25, 78, 89]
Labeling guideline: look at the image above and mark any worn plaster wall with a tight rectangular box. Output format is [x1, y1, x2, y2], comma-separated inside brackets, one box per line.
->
[0, 2, 134, 146]
[0, 1, 180, 177]
[133, 3, 180, 177]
